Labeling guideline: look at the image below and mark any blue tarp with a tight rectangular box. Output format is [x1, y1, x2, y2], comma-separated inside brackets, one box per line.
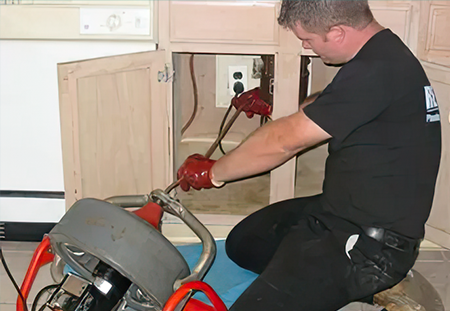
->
[176, 240, 257, 308]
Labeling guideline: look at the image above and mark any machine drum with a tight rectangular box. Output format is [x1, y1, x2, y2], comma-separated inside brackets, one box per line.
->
[48, 198, 190, 310]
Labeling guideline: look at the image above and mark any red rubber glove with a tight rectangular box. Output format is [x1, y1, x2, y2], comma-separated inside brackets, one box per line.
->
[177, 154, 217, 191]
[231, 87, 272, 118]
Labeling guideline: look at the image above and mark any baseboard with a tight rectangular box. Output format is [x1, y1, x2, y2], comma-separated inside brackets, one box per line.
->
[0, 222, 56, 242]
[424, 223, 450, 250]
[0, 190, 64, 199]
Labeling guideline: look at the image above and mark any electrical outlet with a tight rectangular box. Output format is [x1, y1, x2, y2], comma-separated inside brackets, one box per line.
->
[216, 55, 260, 108]
[228, 65, 248, 96]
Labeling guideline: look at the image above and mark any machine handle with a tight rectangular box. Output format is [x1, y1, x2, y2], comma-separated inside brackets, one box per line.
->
[150, 189, 216, 290]
[16, 236, 55, 311]
[104, 194, 150, 208]
[163, 281, 227, 311]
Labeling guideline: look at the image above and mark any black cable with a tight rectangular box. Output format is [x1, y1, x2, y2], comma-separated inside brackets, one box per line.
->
[260, 114, 271, 126]
[0, 246, 29, 311]
[218, 103, 234, 155]
[31, 284, 59, 311]
[218, 96, 272, 155]
[181, 54, 199, 135]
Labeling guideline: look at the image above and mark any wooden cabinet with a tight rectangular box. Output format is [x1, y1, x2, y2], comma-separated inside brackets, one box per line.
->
[58, 1, 303, 209]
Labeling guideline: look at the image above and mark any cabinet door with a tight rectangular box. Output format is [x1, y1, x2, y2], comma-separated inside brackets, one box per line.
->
[58, 51, 169, 209]
[370, 1, 416, 45]
[418, 1, 450, 68]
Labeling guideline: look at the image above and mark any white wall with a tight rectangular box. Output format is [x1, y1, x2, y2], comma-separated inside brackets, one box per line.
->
[0, 40, 156, 222]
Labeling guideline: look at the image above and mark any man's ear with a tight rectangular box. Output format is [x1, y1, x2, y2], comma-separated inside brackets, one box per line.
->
[326, 26, 345, 44]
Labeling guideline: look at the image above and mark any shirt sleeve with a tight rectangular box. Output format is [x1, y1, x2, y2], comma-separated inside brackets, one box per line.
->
[303, 59, 392, 141]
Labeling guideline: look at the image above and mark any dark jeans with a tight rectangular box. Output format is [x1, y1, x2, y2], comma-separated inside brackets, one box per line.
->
[225, 195, 420, 311]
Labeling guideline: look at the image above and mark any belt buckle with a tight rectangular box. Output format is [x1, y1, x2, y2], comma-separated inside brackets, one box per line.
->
[364, 227, 385, 242]
[384, 230, 409, 252]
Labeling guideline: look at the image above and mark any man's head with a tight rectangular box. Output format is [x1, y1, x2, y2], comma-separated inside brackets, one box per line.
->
[278, 0, 377, 65]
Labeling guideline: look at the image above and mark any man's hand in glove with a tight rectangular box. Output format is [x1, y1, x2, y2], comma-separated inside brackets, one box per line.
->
[231, 87, 272, 118]
[177, 154, 224, 191]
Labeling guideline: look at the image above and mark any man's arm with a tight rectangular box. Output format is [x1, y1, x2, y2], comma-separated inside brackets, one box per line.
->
[210, 108, 331, 183]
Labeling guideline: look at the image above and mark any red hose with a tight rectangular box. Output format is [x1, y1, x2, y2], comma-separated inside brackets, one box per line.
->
[17, 236, 54, 311]
[163, 281, 227, 311]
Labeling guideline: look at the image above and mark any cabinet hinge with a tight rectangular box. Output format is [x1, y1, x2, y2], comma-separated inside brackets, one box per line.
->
[158, 63, 174, 83]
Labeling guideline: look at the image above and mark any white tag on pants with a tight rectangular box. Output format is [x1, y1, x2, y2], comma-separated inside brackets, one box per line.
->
[345, 234, 360, 259]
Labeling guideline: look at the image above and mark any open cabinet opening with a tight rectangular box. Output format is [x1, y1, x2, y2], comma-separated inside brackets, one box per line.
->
[172, 52, 275, 216]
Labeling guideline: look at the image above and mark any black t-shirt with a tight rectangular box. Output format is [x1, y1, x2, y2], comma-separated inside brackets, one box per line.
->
[303, 29, 441, 239]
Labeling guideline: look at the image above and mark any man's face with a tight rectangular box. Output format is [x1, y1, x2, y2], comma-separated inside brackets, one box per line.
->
[291, 23, 345, 65]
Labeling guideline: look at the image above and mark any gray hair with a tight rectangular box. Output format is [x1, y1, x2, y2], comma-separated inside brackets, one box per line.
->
[278, 0, 374, 34]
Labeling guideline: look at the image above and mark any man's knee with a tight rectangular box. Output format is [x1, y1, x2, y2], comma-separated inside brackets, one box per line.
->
[225, 227, 239, 263]
[225, 229, 271, 274]
[225, 226, 253, 270]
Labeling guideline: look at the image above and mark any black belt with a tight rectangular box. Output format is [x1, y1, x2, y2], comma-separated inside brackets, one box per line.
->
[362, 227, 422, 253]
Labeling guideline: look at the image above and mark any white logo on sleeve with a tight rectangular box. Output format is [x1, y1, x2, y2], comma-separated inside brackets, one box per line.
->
[424, 86, 440, 123]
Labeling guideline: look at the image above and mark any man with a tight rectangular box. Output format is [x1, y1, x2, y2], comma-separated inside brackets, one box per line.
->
[177, 1, 442, 310]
